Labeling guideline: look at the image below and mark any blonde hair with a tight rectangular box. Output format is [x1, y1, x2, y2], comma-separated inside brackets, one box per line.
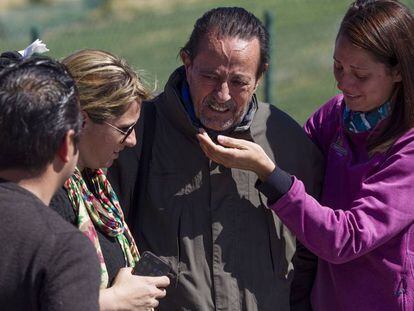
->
[62, 49, 151, 122]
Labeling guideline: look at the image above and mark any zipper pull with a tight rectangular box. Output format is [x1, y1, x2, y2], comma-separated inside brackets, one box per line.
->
[395, 277, 407, 296]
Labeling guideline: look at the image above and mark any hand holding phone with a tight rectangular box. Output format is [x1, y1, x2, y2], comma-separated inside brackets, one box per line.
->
[132, 251, 171, 277]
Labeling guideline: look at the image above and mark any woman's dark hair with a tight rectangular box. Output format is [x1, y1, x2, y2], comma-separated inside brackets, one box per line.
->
[181, 7, 269, 77]
[0, 55, 81, 171]
[338, 0, 414, 153]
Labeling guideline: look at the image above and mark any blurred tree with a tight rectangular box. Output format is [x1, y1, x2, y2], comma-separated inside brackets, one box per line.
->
[29, 0, 52, 4]
[83, 0, 106, 9]
[0, 21, 5, 39]
[84, 0, 116, 17]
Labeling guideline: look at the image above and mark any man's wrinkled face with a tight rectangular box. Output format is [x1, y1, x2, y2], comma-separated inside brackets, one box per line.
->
[182, 33, 262, 132]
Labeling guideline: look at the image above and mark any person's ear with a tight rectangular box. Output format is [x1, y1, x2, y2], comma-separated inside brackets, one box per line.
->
[391, 65, 402, 83]
[253, 63, 269, 92]
[180, 50, 192, 71]
[81, 111, 89, 129]
[57, 130, 77, 163]
[261, 63, 269, 75]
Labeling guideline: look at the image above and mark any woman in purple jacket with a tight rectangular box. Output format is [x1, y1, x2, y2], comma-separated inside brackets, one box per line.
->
[197, 0, 414, 310]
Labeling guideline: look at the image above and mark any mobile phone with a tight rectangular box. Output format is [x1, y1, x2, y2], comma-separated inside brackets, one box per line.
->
[132, 251, 171, 277]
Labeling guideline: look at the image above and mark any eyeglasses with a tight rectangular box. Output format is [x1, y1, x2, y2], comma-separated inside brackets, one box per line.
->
[104, 120, 137, 144]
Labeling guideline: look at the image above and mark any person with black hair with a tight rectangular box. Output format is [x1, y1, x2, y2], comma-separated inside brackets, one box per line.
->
[109, 7, 323, 310]
[0, 54, 100, 310]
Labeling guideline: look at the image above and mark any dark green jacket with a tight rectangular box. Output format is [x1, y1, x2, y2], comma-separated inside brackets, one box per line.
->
[109, 67, 323, 311]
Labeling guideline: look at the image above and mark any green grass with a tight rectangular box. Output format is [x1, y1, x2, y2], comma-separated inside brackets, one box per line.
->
[0, 0, 413, 123]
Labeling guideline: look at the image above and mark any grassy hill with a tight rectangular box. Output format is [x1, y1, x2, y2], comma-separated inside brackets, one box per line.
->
[0, 0, 412, 123]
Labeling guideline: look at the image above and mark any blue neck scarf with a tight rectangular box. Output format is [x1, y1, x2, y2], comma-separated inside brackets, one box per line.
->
[181, 81, 200, 127]
[343, 100, 392, 133]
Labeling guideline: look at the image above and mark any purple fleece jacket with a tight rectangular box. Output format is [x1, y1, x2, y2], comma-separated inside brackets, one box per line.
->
[263, 94, 414, 310]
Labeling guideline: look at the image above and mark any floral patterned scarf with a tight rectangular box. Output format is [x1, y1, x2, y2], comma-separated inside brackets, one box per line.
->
[64, 167, 140, 288]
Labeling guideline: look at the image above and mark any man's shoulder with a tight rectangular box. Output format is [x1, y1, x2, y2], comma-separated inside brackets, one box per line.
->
[145, 92, 164, 105]
[254, 101, 303, 135]
[256, 94, 343, 128]
[0, 184, 85, 241]
[0, 185, 100, 311]
[0, 183, 98, 275]
[252, 100, 323, 165]
[0, 182, 47, 225]
[254, 101, 324, 197]
[143, 67, 185, 107]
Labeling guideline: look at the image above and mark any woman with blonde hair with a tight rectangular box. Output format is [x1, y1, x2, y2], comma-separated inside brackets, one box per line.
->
[50, 49, 169, 310]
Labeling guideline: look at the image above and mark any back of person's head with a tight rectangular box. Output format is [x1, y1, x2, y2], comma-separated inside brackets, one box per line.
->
[0, 55, 81, 171]
[0, 51, 22, 69]
[338, 0, 414, 149]
[62, 49, 151, 123]
[181, 7, 269, 77]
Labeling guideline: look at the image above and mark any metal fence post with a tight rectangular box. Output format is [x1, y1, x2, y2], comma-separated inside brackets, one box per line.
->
[30, 26, 39, 43]
[264, 10, 275, 104]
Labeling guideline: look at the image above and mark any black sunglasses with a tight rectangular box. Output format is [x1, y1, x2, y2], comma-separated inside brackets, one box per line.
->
[104, 120, 137, 144]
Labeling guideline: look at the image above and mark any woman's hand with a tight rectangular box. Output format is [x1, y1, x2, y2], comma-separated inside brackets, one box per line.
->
[100, 267, 170, 310]
[196, 130, 276, 181]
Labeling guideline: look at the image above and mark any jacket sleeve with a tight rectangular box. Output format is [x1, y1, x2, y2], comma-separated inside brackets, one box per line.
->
[260, 105, 326, 311]
[257, 170, 317, 311]
[265, 139, 414, 264]
[290, 240, 317, 311]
